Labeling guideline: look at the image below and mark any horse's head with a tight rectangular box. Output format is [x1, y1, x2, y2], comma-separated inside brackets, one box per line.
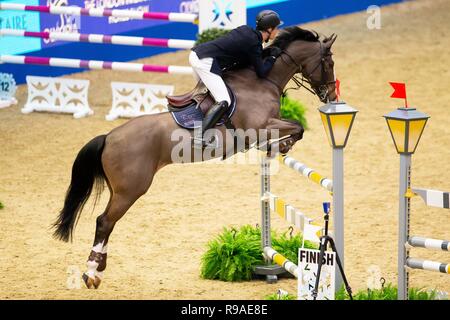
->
[271, 27, 338, 103]
[305, 34, 337, 103]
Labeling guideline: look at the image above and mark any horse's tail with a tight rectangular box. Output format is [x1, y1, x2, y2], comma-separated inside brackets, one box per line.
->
[53, 134, 107, 242]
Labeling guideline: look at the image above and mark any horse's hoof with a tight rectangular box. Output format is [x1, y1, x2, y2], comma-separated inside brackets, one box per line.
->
[93, 276, 102, 289]
[279, 138, 294, 154]
[82, 273, 94, 289]
[82, 273, 101, 289]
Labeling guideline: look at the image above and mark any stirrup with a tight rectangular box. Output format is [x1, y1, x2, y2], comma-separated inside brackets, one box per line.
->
[192, 136, 205, 149]
[205, 134, 220, 148]
[192, 134, 219, 149]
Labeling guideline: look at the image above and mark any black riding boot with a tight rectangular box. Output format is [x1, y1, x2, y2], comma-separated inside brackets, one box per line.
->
[193, 101, 229, 148]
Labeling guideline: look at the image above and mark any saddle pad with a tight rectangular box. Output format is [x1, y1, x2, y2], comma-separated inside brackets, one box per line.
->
[170, 90, 237, 130]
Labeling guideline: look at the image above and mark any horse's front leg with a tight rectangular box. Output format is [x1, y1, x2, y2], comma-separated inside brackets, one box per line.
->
[260, 118, 304, 156]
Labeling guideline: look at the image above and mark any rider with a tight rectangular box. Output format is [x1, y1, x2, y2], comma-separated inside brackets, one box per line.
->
[190, 10, 284, 148]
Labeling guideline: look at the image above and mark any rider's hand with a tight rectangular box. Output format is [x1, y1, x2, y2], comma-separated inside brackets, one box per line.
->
[269, 47, 283, 58]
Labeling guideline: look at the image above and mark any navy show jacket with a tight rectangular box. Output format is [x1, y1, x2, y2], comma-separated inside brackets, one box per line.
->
[192, 25, 276, 77]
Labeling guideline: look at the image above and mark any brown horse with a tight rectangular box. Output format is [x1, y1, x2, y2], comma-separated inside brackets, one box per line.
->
[53, 27, 338, 289]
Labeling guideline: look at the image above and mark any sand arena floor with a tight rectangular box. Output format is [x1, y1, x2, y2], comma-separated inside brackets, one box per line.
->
[0, 0, 449, 299]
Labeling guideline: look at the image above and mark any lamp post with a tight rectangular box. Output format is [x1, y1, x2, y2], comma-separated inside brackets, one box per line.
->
[319, 101, 358, 290]
[383, 107, 429, 300]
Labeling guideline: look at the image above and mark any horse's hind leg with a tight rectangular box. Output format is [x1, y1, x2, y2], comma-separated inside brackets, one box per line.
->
[83, 191, 139, 289]
[82, 139, 160, 289]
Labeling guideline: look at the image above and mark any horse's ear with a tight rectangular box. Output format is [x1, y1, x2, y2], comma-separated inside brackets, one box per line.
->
[324, 34, 337, 48]
[323, 33, 334, 42]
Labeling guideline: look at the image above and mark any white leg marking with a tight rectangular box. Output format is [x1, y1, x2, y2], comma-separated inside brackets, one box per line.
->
[92, 241, 104, 253]
[86, 260, 99, 279]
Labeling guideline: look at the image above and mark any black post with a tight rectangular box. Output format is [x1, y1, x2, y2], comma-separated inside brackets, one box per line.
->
[311, 202, 353, 300]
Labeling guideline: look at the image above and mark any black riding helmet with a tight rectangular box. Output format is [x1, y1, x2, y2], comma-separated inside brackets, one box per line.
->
[256, 10, 283, 31]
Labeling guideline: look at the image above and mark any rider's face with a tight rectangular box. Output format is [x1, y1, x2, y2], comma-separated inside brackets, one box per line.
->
[261, 27, 279, 43]
[269, 27, 279, 40]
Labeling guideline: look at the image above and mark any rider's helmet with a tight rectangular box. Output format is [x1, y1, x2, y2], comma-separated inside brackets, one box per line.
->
[256, 10, 283, 31]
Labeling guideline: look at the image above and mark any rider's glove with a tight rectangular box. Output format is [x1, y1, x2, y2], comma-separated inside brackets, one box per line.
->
[268, 47, 283, 58]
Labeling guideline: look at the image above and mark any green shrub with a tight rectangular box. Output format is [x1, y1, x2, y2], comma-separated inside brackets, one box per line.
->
[196, 28, 231, 45]
[200, 226, 264, 282]
[337, 284, 440, 300]
[0, 201, 3, 209]
[343, 283, 398, 300]
[280, 95, 308, 129]
[408, 287, 439, 300]
[267, 284, 442, 300]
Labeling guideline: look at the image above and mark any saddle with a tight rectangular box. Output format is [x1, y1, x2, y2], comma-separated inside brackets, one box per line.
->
[167, 82, 237, 130]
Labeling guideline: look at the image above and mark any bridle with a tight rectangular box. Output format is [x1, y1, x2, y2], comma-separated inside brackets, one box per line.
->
[279, 41, 336, 102]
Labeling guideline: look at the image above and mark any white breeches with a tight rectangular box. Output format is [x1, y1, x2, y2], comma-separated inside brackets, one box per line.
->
[189, 51, 231, 105]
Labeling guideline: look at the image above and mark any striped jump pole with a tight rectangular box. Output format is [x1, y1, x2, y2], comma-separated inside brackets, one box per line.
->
[0, 55, 193, 75]
[263, 247, 299, 278]
[279, 155, 333, 192]
[0, 3, 198, 23]
[264, 192, 312, 231]
[0, 29, 195, 50]
[409, 236, 450, 251]
[406, 258, 450, 274]
[412, 188, 450, 209]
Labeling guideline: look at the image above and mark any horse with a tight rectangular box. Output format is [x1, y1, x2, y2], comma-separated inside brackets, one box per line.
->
[52, 26, 338, 289]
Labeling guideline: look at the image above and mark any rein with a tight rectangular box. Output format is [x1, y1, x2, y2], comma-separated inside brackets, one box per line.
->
[275, 41, 336, 103]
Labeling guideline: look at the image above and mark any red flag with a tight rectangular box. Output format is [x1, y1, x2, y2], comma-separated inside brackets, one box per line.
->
[389, 82, 408, 107]
[335, 78, 340, 101]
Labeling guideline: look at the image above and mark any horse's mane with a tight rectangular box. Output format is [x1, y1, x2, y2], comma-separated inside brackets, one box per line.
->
[271, 26, 320, 50]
